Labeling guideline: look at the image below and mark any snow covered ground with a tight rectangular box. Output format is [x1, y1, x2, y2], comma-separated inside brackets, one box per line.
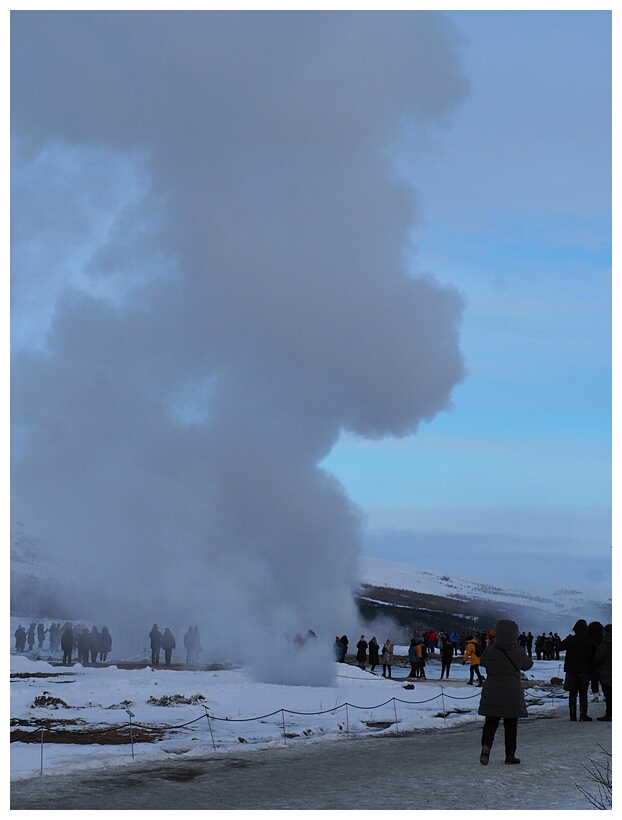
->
[11, 649, 576, 782]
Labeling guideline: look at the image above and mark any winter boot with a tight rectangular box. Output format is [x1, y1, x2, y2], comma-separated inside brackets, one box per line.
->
[505, 756, 521, 764]
[479, 745, 490, 765]
[569, 703, 577, 721]
[579, 714, 593, 722]
[597, 715, 612, 721]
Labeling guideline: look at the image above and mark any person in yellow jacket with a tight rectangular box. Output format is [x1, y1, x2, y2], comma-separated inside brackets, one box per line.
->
[463, 635, 485, 686]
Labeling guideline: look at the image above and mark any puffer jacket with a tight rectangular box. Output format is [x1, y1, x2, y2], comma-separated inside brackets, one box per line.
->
[558, 620, 595, 676]
[463, 639, 481, 666]
[381, 641, 394, 665]
[478, 620, 533, 719]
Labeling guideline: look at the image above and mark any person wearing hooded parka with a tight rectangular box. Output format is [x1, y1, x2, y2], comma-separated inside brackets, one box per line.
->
[558, 619, 595, 721]
[594, 624, 612, 721]
[478, 619, 533, 766]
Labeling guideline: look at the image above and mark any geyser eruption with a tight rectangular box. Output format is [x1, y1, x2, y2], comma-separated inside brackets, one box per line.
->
[11, 12, 467, 683]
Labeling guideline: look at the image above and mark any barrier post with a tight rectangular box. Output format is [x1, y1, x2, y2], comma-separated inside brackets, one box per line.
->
[203, 706, 217, 750]
[40, 727, 44, 775]
[126, 710, 135, 759]
[281, 709, 286, 745]
[345, 703, 350, 737]
[440, 686, 447, 726]
[393, 699, 400, 734]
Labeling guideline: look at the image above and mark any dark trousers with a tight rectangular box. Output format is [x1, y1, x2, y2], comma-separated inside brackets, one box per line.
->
[481, 717, 518, 757]
[440, 660, 451, 678]
[152, 649, 160, 665]
[62, 650, 72, 663]
[601, 684, 612, 717]
[569, 673, 591, 718]
[410, 663, 419, 677]
[164, 649, 173, 665]
[382, 664, 391, 678]
[469, 664, 484, 683]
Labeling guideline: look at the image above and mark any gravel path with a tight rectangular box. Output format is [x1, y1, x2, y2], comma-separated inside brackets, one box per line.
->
[10, 704, 611, 810]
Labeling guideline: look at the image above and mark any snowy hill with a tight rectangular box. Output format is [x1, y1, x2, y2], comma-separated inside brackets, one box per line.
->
[357, 555, 612, 634]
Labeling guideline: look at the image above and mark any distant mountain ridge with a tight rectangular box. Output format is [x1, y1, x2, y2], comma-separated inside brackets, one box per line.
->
[357, 555, 612, 635]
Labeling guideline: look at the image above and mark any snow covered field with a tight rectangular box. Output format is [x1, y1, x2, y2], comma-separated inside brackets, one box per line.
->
[10, 649, 578, 782]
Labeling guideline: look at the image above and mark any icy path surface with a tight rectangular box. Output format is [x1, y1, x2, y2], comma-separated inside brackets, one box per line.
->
[11, 704, 610, 810]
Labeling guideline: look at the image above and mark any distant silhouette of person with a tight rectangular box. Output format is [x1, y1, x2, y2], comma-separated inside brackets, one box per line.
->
[15, 625, 26, 652]
[161, 628, 176, 665]
[190, 626, 202, 665]
[381, 639, 394, 678]
[594, 623, 612, 721]
[48, 623, 60, 653]
[26, 623, 36, 652]
[356, 635, 368, 670]
[99, 627, 112, 662]
[149, 624, 162, 665]
[36, 623, 47, 650]
[334, 636, 345, 662]
[368, 636, 379, 673]
[340, 635, 349, 662]
[408, 638, 420, 678]
[77, 628, 91, 665]
[440, 639, 453, 679]
[89, 627, 101, 663]
[61, 626, 75, 664]
[183, 627, 193, 664]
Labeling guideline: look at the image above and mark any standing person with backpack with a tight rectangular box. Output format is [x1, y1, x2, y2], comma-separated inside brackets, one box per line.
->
[558, 619, 596, 722]
[463, 635, 485, 686]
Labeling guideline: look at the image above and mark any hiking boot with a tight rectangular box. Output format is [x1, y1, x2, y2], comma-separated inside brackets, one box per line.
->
[467, 681, 473, 685]
[579, 715, 593, 722]
[480, 745, 490, 765]
[476, 681, 483, 687]
[505, 756, 521, 764]
[597, 715, 612, 721]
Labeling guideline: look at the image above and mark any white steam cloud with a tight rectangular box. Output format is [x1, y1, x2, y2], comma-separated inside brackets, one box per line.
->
[11, 12, 467, 683]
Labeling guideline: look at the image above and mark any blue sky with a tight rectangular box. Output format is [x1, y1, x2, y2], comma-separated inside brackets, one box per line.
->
[10, 12, 612, 623]
[321, 11, 612, 590]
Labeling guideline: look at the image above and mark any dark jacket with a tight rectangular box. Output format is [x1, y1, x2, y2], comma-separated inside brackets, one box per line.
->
[100, 628, 112, 653]
[161, 629, 176, 650]
[149, 627, 162, 650]
[60, 628, 75, 652]
[593, 626, 612, 688]
[478, 620, 533, 719]
[558, 619, 595, 676]
[368, 639, 380, 665]
[356, 639, 368, 662]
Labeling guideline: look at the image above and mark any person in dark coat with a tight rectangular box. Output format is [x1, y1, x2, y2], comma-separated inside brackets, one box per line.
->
[161, 628, 176, 665]
[36, 623, 47, 650]
[355, 635, 368, 670]
[340, 635, 349, 662]
[558, 619, 595, 721]
[368, 636, 379, 673]
[61, 626, 75, 664]
[440, 639, 454, 679]
[89, 627, 101, 664]
[478, 619, 533, 765]
[26, 623, 36, 652]
[408, 638, 420, 678]
[76, 628, 91, 664]
[149, 624, 162, 666]
[526, 632, 534, 658]
[15, 625, 26, 652]
[593, 623, 611, 721]
[99, 627, 112, 662]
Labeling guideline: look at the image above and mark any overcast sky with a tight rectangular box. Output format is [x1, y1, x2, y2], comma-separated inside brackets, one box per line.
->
[10, 10, 611, 637]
